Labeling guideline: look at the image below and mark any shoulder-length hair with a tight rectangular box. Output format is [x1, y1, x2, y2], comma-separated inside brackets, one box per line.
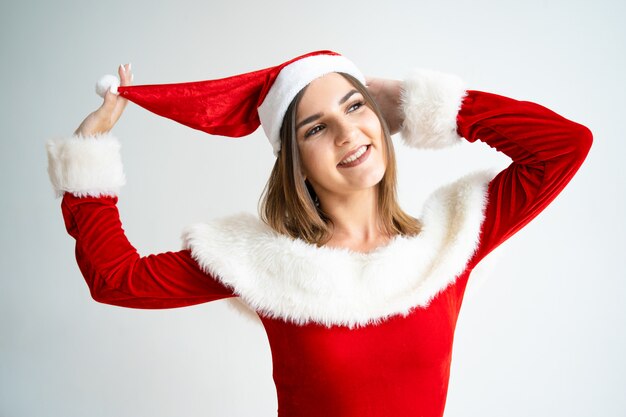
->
[259, 72, 421, 246]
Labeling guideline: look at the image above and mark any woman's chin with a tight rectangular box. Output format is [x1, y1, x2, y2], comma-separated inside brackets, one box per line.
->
[343, 170, 386, 191]
[344, 164, 386, 185]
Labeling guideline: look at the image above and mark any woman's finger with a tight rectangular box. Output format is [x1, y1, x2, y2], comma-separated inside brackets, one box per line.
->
[119, 63, 132, 86]
[112, 63, 131, 121]
[101, 88, 118, 113]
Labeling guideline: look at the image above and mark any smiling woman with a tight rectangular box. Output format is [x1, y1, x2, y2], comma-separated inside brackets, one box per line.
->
[261, 71, 421, 248]
[46, 50, 592, 417]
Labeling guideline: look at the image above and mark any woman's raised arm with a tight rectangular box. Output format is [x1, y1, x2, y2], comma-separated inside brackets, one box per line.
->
[392, 69, 592, 266]
[59, 191, 235, 309]
[456, 90, 592, 263]
[47, 65, 235, 309]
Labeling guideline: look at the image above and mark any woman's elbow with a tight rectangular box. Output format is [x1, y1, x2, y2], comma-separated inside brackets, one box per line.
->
[84, 264, 137, 306]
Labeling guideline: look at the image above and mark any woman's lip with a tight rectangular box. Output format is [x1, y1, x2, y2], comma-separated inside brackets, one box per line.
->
[337, 145, 371, 168]
[339, 145, 367, 163]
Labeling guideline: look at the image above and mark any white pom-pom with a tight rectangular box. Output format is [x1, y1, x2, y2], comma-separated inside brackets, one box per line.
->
[95, 75, 120, 98]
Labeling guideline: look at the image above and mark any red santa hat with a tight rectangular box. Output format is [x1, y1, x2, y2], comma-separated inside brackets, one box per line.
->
[101, 50, 365, 156]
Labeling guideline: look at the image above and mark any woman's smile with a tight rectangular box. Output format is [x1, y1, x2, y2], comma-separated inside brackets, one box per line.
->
[338, 144, 371, 168]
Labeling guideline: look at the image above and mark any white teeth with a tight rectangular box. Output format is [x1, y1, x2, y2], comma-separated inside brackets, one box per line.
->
[339, 145, 368, 165]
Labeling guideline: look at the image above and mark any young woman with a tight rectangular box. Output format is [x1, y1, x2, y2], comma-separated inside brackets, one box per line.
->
[47, 51, 592, 416]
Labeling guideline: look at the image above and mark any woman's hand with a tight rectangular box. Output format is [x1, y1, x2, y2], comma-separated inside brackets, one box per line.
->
[74, 63, 133, 137]
[366, 77, 403, 135]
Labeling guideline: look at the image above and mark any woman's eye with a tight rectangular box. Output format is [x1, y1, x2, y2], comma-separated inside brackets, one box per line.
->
[305, 125, 324, 138]
[348, 101, 365, 112]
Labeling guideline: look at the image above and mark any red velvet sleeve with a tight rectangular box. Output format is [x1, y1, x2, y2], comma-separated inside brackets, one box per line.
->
[458, 90, 593, 266]
[61, 193, 235, 309]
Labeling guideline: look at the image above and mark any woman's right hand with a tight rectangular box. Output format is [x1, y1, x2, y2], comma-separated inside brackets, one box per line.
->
[74, 63, 133, 137]
[365, 76, 403, 135]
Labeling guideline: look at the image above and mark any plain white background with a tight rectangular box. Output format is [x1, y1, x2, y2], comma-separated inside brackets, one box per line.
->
[1, 0, 624, 415]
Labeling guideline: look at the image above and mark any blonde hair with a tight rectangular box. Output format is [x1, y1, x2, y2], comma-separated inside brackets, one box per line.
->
[259, 73, 421, 245]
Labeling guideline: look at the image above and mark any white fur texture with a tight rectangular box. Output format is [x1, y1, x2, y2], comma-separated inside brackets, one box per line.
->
[400, 69, 467, 148]
[46, 134, 126, 198]
[182, 171, 492, 328]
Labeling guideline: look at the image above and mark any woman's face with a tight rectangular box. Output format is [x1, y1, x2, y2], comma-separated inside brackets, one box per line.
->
[295, 73, 386, 202]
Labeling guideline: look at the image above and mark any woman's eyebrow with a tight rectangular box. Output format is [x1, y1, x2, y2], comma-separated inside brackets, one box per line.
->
[296, 90, 360, 130]
[296, 113, 322, 131]
[339, 89, 358, 104]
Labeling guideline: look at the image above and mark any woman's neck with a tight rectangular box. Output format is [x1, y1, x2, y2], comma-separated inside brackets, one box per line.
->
[319, 189, 391, 253]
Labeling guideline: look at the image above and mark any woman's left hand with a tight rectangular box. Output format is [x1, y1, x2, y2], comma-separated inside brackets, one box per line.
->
[74, 64, 133, 137]
[366, 77, 403, 135]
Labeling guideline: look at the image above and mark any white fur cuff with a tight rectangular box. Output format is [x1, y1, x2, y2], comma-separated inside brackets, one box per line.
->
[400, 69, 467, 148]
[46, 133, 126, 198]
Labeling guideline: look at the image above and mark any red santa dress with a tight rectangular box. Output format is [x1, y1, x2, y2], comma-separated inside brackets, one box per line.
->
[46, 70, 592, 417]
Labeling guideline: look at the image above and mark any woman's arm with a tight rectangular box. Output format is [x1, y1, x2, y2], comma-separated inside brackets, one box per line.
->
[48, 64, 235, 308]
[63, 194, 234, 309]
[396, 69, 592, 265]
[48, 134, 235, 309]
[457, 90, 592, 263]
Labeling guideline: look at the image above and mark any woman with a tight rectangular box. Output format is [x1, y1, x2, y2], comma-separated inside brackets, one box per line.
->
[47, 51, 592, 416]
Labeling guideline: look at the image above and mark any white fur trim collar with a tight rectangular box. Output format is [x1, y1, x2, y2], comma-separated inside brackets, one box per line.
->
[182, 171, 492, 328]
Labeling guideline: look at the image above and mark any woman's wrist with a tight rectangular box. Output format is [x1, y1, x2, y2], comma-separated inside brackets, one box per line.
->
[74, 128, 113, 138]
[47, 133, 126, 198]
[400, 69, 466, 149]
[74, 123, 110, 138]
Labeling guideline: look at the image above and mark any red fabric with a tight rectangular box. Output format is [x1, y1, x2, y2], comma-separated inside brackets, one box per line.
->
[61, 195, 235, 308]
[259, 91, 592, 417]
[116, 50, 339, 138]
[58, 90, 592, 416]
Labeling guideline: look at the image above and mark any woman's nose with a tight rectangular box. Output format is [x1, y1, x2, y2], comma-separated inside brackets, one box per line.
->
[334, 120, 357, 146]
